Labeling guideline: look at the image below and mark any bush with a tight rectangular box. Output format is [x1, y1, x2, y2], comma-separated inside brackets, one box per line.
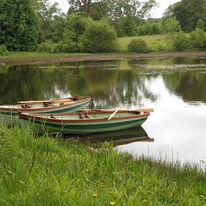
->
[127, 39, 148, 53]
[80, 20, 119, 53]
[0, 45, 8, 55]
[173, 32, 190, 51]
[37, 42, 77, 53]
[189, 29, 206, 49]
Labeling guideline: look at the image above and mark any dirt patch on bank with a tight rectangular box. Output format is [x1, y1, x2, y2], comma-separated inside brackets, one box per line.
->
[1, 52, 206, 66]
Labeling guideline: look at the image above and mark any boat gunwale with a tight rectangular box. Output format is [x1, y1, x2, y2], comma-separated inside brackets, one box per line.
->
[18, 110, 150, 123]
[0, 97, 91, 112]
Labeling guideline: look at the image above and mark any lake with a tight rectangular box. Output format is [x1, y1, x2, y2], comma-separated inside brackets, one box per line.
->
[1, 56, 206, 166]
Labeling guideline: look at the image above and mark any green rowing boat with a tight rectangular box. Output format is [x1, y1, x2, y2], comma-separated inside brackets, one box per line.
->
[0, 96, 91, 125]
[18, 109, 151, 135]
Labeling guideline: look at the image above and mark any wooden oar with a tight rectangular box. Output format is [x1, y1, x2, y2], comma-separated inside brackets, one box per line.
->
[80, 108, 110, 112]
[108, 104, 124, 120]
[80, 108, 154, 113]
[136, 108, 154, 112]
[18, 98, 71, 104]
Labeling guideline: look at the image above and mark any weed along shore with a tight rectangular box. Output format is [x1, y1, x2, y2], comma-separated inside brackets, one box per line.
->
[0, 124, 206, 205]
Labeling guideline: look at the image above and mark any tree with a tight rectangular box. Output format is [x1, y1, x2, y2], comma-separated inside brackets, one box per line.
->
[64, 12, 88, 52]
[67, 0, 92, 14]
[80, 19, 119, 52]
[105, 0, 156, 19]
[196, 18, 205, 30]
[119, 15, 138, 36]
[161, 17, 180, 46]
[164, 0, 206, 32]
[67, 0, 157, 19]
[0, 0, 41, 51]
[35, 0, 66, 42]
[89, 2, 110, 20]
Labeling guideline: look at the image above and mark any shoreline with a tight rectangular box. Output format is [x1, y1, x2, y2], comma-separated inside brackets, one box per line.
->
[1, 51, 206, 65]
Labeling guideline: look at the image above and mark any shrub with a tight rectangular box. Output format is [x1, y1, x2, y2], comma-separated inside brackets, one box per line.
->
[173, 32, 190, 51]
[37, 42, 78, 53]
[189, 29, 206, 49]
[0, 45, 8, 55]
[127, 39, 148, 53]
[80, 20, 119, 53]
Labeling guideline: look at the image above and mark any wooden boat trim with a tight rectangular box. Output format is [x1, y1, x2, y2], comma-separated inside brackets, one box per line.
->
[1, 97, 91, 112]
[19, 110, 150, 123]
[18, 97, 77, 104]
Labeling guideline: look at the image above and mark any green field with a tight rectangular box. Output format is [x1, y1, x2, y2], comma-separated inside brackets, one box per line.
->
[0, 52, 92, 60]
[118, 34, 173, 52]
[0, 124, 206, 205]
[0, 34, 173, 61]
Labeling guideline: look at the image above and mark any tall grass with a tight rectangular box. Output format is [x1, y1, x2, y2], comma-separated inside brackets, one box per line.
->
[0, 124, 206, 205]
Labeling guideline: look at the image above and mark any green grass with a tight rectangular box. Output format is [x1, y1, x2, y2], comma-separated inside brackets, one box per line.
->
[0, 52, 92, 60]
[0, 123, 206, 205]
[118, 35, 173, 52]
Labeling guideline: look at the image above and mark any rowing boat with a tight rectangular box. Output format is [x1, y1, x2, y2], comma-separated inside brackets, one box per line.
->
[18, 109, 151, 135]
[0, 96, 91, 125]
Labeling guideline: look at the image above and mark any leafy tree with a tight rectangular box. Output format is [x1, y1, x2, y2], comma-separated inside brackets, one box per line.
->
[89, 2, 110, 20]
[80, 19, 119, 52]
[164, 0, 206, 32]
[67, 0, 92, 13]
[67, 0, 157, 19]
[119, 16, 138, 36]
[64, 12, 88, 52]
[196, 18, 205, 30]
[0, 0, 41, 51]
[0, 45, 8, 55]
[106, 0, 156, 19]
[161, 17, 180, 47]
[137, 22, 161, 35]
[35, 0, 66, 42]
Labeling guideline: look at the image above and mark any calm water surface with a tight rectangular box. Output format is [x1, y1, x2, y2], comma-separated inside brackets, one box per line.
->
[1, 57, 206, 165]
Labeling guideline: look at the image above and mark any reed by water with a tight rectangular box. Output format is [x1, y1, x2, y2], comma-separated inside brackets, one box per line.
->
[0, 123, 206, 205]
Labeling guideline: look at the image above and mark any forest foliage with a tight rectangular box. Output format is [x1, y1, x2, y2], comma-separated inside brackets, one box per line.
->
[0, 0, 206, 53]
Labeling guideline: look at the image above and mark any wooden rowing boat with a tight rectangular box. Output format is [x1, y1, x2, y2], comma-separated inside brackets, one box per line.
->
[0, 96, 91, 125]
[18, 109, 151, 135]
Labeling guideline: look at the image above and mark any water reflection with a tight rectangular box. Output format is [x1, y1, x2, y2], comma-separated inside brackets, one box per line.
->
[65, 126, 154, 148]
[1, 57, 206, 165]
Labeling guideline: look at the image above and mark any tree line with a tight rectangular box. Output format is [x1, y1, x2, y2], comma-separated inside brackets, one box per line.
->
[0, 0, 206, 53]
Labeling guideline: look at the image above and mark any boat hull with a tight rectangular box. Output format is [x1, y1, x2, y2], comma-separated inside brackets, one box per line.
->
[0, 97, 91, 125]
[19, 110, 150, 135]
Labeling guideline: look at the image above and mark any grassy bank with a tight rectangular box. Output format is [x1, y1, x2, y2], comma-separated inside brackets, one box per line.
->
[0, 52, 92, 60]
[0, 124, 206, 205]
[0, 34, 205, 65]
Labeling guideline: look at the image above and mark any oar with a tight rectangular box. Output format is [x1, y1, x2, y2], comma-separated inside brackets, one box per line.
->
[136, 108, 154, 112]
[80, 108, 154, 113]
[108, 104, 124, 120]
[18, 98, 71, 104]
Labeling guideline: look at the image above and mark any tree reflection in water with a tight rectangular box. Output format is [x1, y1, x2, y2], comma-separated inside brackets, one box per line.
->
[1, 57, 206, 107]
